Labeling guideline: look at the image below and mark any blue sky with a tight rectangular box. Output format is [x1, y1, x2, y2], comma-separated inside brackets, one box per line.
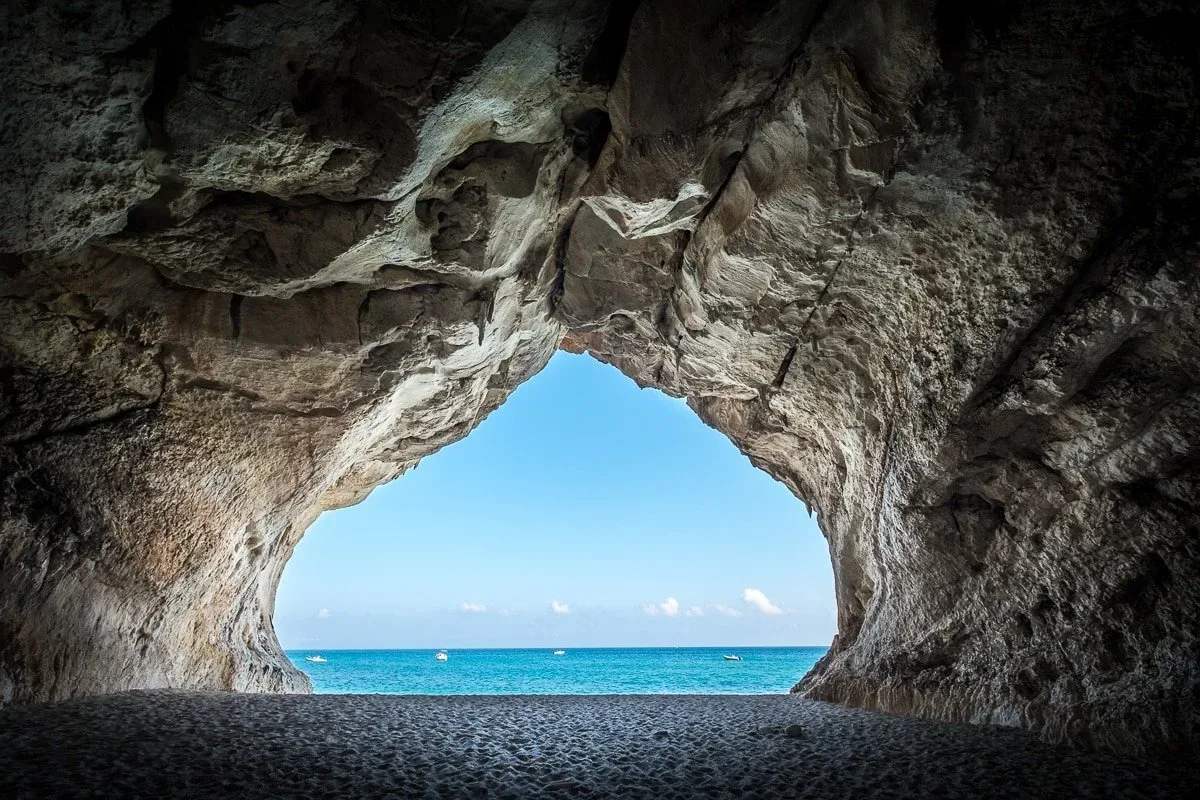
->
[275, 351, 836, 649]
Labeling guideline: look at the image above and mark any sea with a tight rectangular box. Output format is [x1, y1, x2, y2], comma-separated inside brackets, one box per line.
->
[285, 647, 828, 694]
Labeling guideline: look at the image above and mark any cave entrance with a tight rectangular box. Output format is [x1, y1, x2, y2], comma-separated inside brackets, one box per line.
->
[273, 351, 835, 693]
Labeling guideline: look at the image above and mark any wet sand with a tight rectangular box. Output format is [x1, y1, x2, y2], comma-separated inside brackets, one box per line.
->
[0, 691, 1194, 799]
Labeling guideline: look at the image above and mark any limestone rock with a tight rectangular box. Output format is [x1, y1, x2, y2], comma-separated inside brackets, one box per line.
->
[1, 0, 1197, 757]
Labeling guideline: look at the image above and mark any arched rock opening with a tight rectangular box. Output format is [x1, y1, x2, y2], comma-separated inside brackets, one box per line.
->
[1, 0, 1197, 757]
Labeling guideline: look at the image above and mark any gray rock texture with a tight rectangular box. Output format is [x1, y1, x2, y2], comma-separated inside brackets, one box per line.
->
[1, 0, 1197, 757]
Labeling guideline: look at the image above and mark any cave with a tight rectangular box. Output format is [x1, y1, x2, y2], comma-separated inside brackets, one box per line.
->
[1, 0, 1198, 782]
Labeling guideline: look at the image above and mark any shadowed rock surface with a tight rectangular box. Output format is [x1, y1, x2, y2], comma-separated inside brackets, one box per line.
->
[1, 692, 1197, 799]
[1, 0, 1198, 758]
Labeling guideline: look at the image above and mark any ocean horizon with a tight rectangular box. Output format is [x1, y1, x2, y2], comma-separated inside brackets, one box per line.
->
[285, 646, 829, 694]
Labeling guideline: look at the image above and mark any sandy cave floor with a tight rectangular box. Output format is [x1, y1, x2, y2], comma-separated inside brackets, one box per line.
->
[0, 691, 1196, 799]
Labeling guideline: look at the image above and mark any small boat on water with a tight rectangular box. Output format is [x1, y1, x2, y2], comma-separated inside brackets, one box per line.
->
[305, 655, 327, 663]
[722, 654, 742, 661]
[553, 650, 566, 656]
[435, 650, 448, 662]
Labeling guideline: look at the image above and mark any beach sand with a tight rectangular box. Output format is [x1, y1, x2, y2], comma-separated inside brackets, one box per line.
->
[0, 691, 1194, 799]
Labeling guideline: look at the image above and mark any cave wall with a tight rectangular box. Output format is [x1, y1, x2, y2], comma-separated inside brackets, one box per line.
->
[1, 0, 1197, 755]
[0, 0, 603, 702]
[558, 0, 1200, 755]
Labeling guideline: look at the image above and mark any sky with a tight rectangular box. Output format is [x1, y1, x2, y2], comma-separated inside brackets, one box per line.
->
[275, 351, 836, 650]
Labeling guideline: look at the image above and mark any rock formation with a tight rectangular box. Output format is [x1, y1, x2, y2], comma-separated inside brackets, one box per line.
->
[1, 0, 1196, 756]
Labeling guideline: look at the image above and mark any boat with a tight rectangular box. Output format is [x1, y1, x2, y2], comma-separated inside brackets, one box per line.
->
[304, 655, 327, 663]
[435, 650, 448, 661]
[722, 654, 742, 661]
[553, 650, 566, 656]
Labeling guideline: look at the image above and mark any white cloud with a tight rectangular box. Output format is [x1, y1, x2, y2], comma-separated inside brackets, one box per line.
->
[685, 606, 704, 617]
[551, 600, 570, 615]
[712, 604, 743, 618]
[643, 596, 680, 617]
[316, 608, 332, 619]
[743, 588, 783, 615]
[459, 602, 487, 613]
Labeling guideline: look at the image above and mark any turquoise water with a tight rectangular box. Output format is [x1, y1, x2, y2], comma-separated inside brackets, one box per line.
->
[286, 647, 827, 694]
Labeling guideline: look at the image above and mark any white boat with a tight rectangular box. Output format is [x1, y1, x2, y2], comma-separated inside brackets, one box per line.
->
[722, 654, 742, 661]
[553, 650, 566, 656]
[435, 650, 448, 661]
[304, 655, 327, 663]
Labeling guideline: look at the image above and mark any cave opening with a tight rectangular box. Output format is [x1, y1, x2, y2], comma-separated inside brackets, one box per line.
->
[273, 351, 836, 693]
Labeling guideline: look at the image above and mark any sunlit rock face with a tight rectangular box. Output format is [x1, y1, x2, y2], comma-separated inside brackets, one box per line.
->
[0, 0, 604, 703]
[559, 0, 1200, 756]
[1, 0, 1197, 755]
